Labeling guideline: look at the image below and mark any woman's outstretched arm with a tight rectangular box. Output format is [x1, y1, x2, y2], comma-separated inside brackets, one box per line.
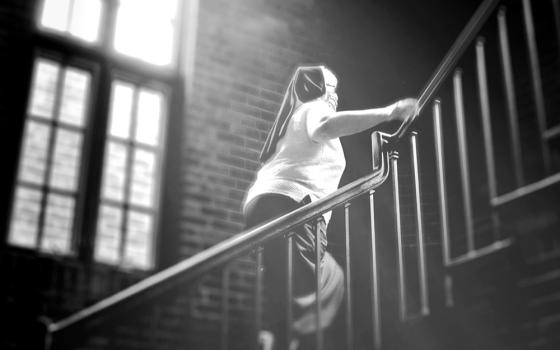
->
[308, 98, 418, 142]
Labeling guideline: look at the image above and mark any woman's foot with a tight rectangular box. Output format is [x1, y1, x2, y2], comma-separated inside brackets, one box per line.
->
[258, 330, 300, 350]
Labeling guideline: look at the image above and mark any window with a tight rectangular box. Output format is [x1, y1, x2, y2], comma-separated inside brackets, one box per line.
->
[114, 0, 179, 65]
[9, 58, 91, 254]
[39, 0, 179, 66]
[39, 0, 103, 43]
[95, 81, 166, 269]
[7, 1, 183, 270]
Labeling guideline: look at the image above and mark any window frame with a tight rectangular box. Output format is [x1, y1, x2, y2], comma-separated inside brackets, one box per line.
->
[5, 0, 184, 272]
[36, 0, 182, 71]
[7, 50, 100, 257]
[94, 72, 171, 270]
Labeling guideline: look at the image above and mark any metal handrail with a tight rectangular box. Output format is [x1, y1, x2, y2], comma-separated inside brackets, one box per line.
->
[391, 0, 499, 145]
[45, 132, 392, 340]
[416, 0, 499, 111]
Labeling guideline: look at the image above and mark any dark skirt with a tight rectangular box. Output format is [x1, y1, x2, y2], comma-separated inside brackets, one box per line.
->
[245, 193, 344, 345]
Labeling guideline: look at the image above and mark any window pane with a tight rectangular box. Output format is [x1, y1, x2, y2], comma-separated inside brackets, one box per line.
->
[29, 60, 60, 119]
[109, 82, 134, 139]
[19, 121, 51, 185]
[95, 205, 123, 264]
[8, 187, 42, 248]
[101, 142, 128, 202]
[68, 0, 102, 42]
[40, 0, 102, 42]
[59, 68, 91, 126]
[41, 194, 74, 254]
[123, 211, 153, 269]
[114, 0, 177, 65]
[135, 89, 163, 146]
[130, 149, 156, 207]
[40, 0, 71, 32]
[49, 129, 83, 191]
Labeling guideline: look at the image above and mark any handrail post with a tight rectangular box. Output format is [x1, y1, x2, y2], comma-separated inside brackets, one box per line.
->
[498, 7, 524, 188]
[554, 0, 560, 53]
[286, 234, 294, 348]
[476, 37, 501, 242]
[254, 247, 263, 350]
[315, 218, 324, 350]
[433, 100, 455, 307]
[220, 266, 231, 350]
[369, 190, 382, 349]
[410, 132, 430, 316]
[390, 150, 407, 322]
[433, 100, 451, 266]
[39, 317, 53, 350]
[453, 69, 475, 254]
[344, 202, 354, 350]
[522, 0, 551, 174]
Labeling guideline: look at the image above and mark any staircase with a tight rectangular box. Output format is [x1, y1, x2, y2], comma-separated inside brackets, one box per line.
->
[40, 0, 560, 349]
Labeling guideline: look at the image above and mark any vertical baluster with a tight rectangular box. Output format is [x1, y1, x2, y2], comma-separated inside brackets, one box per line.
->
[498, 7, 525, 187]
[221, 267, 230, 350]
[476, 38, 501, 242]
[433, 101, 450, 264]
[254, 248, 263, 350]
[344, 203, 354, 350]
[433, 100, 454, 306]
[369, 190, 382, 349]
[553, 0, 560, 53]
[41, 319, 53, 350]
[315, 218, 323, 350]
[410, 132, 430, 316]
[476, 38, 498, 201]
[390, 151, 407, 321]
[522, 0, 551, 173]
[444, 275, 454, 308]
[453, 70, 475, 254]
[286, 235, 294, 348]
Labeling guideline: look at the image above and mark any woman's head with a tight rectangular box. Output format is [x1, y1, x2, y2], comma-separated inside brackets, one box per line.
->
[259, 64, 338, 162]
[290, 65, 338, 110]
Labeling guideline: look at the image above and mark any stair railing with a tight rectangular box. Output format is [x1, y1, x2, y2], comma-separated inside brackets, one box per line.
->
[39, 0, 481, 348]
[41, 0, 560, 348]
[41, 128, 405, 349]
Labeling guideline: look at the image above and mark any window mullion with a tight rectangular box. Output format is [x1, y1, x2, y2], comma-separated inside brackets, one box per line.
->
[77, 62, 110, 262]
[101, 0, 119, 55]
[35, 65, 66, 251]
[65, 0, 76, 34]
[118, 86, 140, 266]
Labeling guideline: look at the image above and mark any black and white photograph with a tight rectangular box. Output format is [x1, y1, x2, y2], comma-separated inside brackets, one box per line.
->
[1, 0, 560, 349]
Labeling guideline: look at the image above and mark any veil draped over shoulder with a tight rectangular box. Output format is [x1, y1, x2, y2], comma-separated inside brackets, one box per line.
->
[259, 66, 326, 163]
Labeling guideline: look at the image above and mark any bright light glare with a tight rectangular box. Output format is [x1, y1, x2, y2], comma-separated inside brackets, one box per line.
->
[40, 0, 71, 32]
[135, 89, 162, 146]
[69, 0, 102, 42]
[109, 82, 134, 139]
[40, 0, 102, 42]
[114, 0, 177, 66]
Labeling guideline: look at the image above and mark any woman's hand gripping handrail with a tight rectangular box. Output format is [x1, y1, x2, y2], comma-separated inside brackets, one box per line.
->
[44, 131, 392, 339]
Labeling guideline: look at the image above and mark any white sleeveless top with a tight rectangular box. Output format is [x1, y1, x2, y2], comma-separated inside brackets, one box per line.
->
[244, 100, 346, 224]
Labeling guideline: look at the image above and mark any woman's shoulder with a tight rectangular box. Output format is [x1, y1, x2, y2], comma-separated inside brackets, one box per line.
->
[294, 99, 331, 118]
[303, 99, 330, 111]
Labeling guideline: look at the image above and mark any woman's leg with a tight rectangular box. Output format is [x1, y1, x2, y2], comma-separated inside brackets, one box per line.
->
[246, 194, 301, 349]
[245, 194, 344, 348]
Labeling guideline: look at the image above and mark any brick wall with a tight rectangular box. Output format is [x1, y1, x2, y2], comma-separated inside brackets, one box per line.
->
[177, 0, 337, 347]
[179, 0, 335, 255]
